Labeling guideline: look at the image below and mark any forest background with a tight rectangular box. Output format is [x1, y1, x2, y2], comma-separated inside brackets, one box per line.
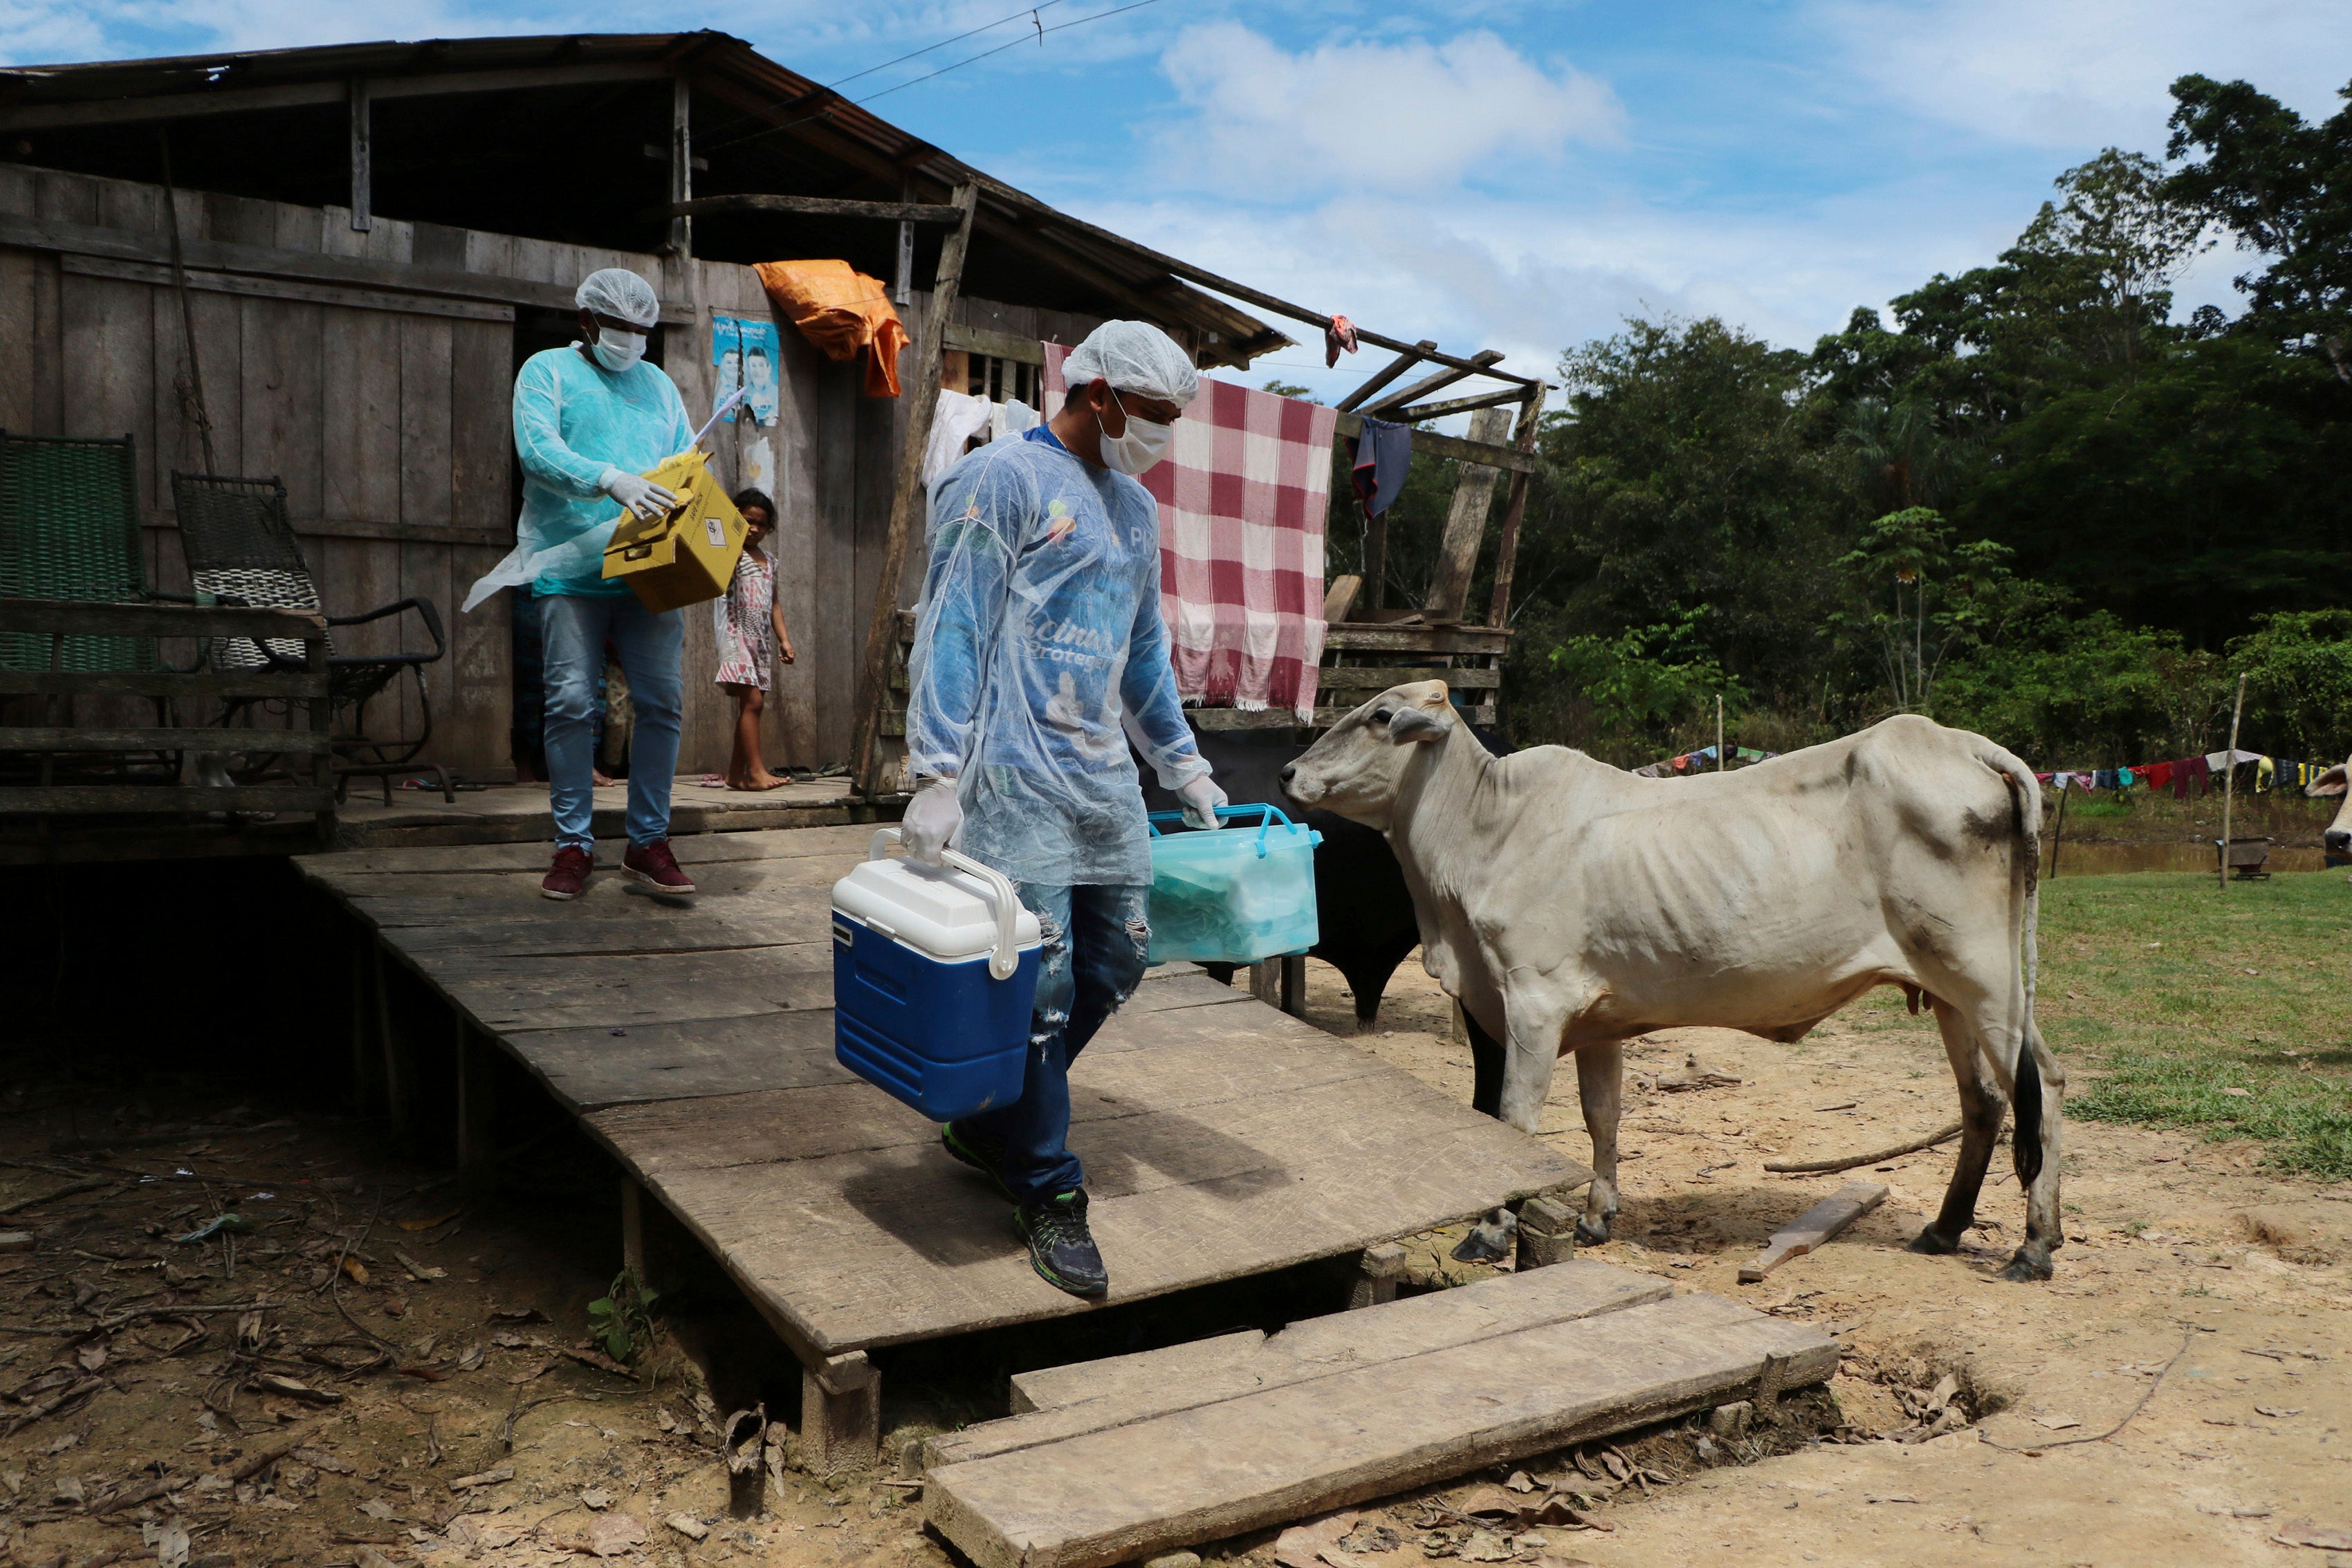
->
[1294, 72, 2352, 771]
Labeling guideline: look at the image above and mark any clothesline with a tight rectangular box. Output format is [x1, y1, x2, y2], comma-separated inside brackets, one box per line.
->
[1627, 744, 1778, 779]
[2035, 747, 2324, 800]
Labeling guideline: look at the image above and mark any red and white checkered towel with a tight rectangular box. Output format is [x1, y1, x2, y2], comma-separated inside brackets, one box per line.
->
[1047, 346, 1331, 720]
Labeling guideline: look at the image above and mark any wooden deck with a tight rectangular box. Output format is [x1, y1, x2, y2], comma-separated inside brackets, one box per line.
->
[294, 822, 1587, 1446]
[329, 773, 870, 851]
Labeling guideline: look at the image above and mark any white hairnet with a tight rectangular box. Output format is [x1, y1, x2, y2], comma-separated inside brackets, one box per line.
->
[1063, 320, 1200, 408]
[576, 268, 659, 328]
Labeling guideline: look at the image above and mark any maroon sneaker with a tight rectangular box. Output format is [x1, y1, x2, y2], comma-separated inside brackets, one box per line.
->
[623, 838, 696, 894]
[541, 845, 593, 901]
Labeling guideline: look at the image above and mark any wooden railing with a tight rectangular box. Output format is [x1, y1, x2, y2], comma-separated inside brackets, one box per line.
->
[0, 599, 336, 835]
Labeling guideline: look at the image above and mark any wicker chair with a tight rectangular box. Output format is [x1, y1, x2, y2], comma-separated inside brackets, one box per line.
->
[169, 472, 452, 804]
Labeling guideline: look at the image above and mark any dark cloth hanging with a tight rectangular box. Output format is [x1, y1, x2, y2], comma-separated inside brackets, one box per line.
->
[2172, 755, 2211, 800]
[1347, 416, 1413, 517]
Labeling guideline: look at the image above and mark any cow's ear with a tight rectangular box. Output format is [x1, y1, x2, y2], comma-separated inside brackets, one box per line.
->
[1387, 703, 1453, 746]
[2309, 766, 2349, 798]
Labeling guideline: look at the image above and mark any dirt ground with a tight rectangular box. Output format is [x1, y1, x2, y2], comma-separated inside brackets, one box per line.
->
[2, 945, 2347, 1568]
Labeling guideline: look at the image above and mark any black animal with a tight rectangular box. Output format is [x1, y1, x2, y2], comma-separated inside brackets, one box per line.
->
[1137, 719, 1511, 1118]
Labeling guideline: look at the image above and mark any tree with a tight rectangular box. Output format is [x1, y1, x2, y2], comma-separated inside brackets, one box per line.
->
[1830, 508, 2052, 714]
[2010, 149, 2212, 367]
[2166, 74, 2352, 380]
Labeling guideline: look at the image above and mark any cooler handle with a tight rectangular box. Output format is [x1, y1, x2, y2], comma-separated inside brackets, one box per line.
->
[868, 827, 1025, 982]
[1146, 801, 1305, 858]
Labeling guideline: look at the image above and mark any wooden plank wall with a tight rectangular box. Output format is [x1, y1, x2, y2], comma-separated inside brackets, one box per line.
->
[0, 159, 1107, 781]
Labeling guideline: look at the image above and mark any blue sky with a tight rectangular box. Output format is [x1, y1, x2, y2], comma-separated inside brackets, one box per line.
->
[9, 1, 2350, 405]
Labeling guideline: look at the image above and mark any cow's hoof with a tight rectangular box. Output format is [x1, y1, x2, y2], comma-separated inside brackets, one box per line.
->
[1999, 1248, 2054, 1282]
[1573, 1215, 1613, 1247]
[1907, 1227, 1962, 1256]
[1449, 1214, 1514, 1264]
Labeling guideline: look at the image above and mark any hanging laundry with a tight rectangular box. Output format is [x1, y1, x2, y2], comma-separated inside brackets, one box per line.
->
[1325, 314, 1359, 369]
[991, 398, 1041, 441]
[752, 259, 910, 398]
[924, 389, 995, 489]
[1346, 416, 1413, 518]
[2173, 755, 2212, 800]
[2117, 766, 2134, 789]
[2257, 757, 2275, 791]
[1043, 346, 1335, 721]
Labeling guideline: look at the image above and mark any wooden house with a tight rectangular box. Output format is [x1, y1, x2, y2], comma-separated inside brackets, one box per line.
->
[0, 30, 1541, 824]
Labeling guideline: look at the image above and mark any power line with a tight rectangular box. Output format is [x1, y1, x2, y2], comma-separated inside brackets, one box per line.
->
[824, 0, 1073, 91]
[706, 0, 1175, 155]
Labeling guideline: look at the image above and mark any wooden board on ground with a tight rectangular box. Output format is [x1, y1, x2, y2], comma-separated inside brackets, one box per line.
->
[1738, 1181, 1889, 1283]
[924, 1277, 1839, 1568]
[946, 1261, 1673, 1465]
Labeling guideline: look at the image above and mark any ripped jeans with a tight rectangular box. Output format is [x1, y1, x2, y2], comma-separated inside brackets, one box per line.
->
[957, 882, 1150, 1204]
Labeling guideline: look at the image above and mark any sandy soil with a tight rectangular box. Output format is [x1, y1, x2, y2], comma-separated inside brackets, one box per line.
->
[1309, 955, 2352, 1568]
[3, 950, 2347, 1568]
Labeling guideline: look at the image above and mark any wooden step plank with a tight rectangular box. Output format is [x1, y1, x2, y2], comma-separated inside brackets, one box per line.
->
[389, 902, 828, 956]
[584, 1002, 1388, 1174]
[953, 1261, 1671, 1467]
[1738, 1181, 1887, 1283]
[417, 943, 834, 1032]
[502, 1009, 853, 1112]
[647, 1082, 1583, 1354]
[926, 1293, 1838, 1568]
[323, 851, 852, 907]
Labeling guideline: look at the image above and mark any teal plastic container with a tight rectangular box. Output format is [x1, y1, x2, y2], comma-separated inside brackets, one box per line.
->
[1145, 804, 1323, 966]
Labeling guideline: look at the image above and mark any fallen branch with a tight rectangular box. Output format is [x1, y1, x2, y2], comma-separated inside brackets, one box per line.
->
[0, 1176, 111, 1217]
[1981, 1334, 2189, 1452]
[1764, 1120, 1964, 1174]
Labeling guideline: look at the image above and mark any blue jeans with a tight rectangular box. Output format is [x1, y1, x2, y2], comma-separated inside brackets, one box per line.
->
[961, 882, 1151, 1203]
[541, 593, 683, 852]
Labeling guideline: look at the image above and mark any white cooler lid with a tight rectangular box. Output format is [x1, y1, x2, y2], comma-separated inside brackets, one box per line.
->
[832, 856, 1043, 963]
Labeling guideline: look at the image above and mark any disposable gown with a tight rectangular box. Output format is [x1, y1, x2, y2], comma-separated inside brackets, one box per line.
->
[905, 425, 1209, 887]
[460, 347, 692, 611]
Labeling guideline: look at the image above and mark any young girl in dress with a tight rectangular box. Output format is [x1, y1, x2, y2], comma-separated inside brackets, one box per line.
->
[715, 488, 797, 790]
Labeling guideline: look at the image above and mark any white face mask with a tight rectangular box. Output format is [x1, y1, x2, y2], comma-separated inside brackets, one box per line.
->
[589, 330, 645, 373]
[1099, 390, 1173, 476]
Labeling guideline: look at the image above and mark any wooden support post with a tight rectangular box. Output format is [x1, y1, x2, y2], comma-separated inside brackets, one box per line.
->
[2220, 672, 2246, 892]
[1348, 1242, 1408, 1309]
[1424, 405, 1513, 622]
[2048, 781, 2068, 880]
[1716, 694, 1725, 772]
[1361, 506, 1388, 612]
[1514, 1194, 1577, 1271]
[800, 1351, 880, 1472]
[1279, 954, 1306, 1017]
[372, 946, 412, 1138]
[347, 79, 371, 233]
[668, 76, 692, 259]
[893, 178, 915, 306]
[1249, 959, 1282, 1008]
[1484, 382, 1546, 629]
[621, 1176, 649, 1282]
[851, 182, 978, 797]
[456, 1017, 495, 1196]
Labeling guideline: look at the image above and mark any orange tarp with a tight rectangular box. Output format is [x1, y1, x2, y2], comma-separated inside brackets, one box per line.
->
[753, 259, 910, 398]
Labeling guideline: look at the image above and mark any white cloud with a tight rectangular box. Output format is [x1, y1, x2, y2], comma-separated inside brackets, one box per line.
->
[1155, 22, 1622, 196]
[1813, 0, 2352, 151]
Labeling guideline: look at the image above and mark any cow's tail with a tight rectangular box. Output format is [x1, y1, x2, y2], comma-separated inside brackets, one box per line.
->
[1985, 744, 2045, 1189]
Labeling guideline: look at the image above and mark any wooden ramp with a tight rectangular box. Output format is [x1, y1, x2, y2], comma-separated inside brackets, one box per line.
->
[923, 1260, 1840, 1568]
[295, 823, 1588, 1455]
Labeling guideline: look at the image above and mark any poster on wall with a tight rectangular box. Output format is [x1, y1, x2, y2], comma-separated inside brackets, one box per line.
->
[710, 314, 780, 428]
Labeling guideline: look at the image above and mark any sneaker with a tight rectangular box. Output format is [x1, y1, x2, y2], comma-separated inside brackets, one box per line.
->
[541, 846, 593, 901]
[623, 838, 697, 894]
[1015, 1189, 1108, 1298]
[941, 1121, 1014, 1201]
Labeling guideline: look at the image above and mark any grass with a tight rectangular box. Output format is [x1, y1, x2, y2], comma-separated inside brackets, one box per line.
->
[2036, 871, 2352, 1181]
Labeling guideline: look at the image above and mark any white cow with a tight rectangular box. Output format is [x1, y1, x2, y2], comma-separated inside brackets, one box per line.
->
[1280, 682, 2067, 1282]
[2311, 753, 2351, 858]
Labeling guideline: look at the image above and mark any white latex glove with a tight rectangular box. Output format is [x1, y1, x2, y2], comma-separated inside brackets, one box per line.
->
[1175, 774, 1227, 831]
[600, 466, 679, 519]
[901, 776, 963, 866]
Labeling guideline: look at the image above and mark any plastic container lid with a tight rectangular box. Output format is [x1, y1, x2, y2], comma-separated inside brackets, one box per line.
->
[833, 856, 1042, 963]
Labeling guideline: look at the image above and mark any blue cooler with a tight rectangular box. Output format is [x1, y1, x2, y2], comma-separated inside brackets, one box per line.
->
[1145, 803, 1323, 966]
[832, 829, 1043, 1122]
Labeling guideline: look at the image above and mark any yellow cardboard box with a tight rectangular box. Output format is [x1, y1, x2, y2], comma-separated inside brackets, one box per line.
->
[599, 450, 748, 613]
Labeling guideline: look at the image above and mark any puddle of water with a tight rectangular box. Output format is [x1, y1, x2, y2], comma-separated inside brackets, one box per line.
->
[2043, 841, 2330, 876]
